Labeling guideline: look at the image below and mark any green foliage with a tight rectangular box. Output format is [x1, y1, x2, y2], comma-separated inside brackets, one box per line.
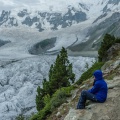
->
[76, 62, 104, 85]
[36, 86, 45, 111]
[30, 114, 39, 120]
[42, 78, 51, 95]
[38, 103, 51, 120]
[31, 102, 51, 120]
[47, 47, 75, 94]
[60, 86, 74, 95]
[98, 33, 116, 62]
[35, 47, 75, 118]
[47, 47, 75, 95]
[43, 94, 51, 105]
[15, 114, 24, 120]
[115, 38, 120, 43]
[50, 86, 74, 110]
[85, 62, 89, 69]
[50, 90, 67, 110]
[31, 86, 74, 120]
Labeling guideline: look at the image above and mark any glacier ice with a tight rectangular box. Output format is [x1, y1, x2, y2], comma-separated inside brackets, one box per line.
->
[0, 55, 95, 119]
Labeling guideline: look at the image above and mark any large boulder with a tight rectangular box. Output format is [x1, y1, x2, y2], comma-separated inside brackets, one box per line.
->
[106, 43, 120, 61]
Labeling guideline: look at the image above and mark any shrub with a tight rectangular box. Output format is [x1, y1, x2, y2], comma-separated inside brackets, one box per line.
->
[36, 86, 45, 111]
[31, 86, 74, 120]
[50, 86, 74, 110]
[46, 47, 75, 95]
[15, 114, 24, 120]
[115, 38, 120, 43]
[50, 90, 67, 110]
[31, 102, 51, 120]
[43, 94, 51, 105]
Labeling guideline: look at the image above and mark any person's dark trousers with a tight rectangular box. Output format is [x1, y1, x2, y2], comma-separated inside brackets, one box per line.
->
[77, 90, 98, 109]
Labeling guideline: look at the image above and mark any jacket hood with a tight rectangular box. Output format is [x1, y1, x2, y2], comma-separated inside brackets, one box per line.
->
[93, 70, 103, 80]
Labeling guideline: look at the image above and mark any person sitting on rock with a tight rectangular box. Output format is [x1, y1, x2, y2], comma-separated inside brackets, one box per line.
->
[77, 70, 108, 109]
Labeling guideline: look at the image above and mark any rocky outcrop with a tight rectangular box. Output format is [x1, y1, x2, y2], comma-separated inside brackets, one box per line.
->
[29, 38, 56, 55]
[64, 76, 120, 120]
[0, 39, 10, 47]
[63, 50, 120, 120]
[106, 43, 120, 61]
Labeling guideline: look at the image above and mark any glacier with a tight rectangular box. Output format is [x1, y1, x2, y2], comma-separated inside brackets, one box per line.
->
[0, 55, 95, 119]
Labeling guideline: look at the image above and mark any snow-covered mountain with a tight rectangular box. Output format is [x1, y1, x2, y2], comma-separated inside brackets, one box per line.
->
[0, 0, 120, 119]
[0, 0, 120, 52]
[0, 0, 120, 31]
[0, 8, 87, 31]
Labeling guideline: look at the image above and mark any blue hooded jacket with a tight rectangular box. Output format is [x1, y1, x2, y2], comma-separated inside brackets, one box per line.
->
[88, 70, 108, 102]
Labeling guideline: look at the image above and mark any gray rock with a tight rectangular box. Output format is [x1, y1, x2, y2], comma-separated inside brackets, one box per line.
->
[64, 108, 93, 120]
[107, 43, 120, 61]
[56, 112, 61, 117]
[86, 104, 95, 109]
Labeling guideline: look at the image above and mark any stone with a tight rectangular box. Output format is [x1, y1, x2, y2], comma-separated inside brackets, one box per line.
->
[107, 43, 120, 61]
[64, 109, 83, 120]
[108, 84, 116, 89]
[86, 104, 95, 109]
[99, 115, 110, 120]
[80, 85, 86, 89]
[56, 112, 61, 117]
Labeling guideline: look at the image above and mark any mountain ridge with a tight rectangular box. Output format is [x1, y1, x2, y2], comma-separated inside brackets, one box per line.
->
[0, 0, 120, 31]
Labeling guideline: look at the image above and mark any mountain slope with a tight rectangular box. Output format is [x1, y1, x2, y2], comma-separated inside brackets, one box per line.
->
[64, 77, 120, 120]
[47, 44, 120, 120]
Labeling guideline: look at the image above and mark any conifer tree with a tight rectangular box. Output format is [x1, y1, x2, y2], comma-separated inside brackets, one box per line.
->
[48, 47, 75, 94]
[98, 33, 115, 62]
[36, 47, 75, 111]
[36, 86, 45, 111]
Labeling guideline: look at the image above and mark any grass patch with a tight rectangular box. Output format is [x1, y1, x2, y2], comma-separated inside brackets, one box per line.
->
[106, 73, 116, 80]
[76, 62, 104, 85]
[15, 114, 25, 120]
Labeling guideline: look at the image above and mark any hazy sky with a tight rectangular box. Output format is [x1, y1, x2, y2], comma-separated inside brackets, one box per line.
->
[0, 0, 41, 11]
[0, 0, 78, 12]
[0, 0, 92, 12]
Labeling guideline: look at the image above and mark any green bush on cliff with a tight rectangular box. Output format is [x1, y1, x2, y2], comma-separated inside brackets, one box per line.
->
[15, 114, 25, 120]
[50, 86, 74, 110]
[31, 86, 74, 120]
[76, 62, 104, 85]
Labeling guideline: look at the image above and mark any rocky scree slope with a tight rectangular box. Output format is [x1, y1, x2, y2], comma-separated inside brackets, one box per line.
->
[47, 45, 120, 120]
